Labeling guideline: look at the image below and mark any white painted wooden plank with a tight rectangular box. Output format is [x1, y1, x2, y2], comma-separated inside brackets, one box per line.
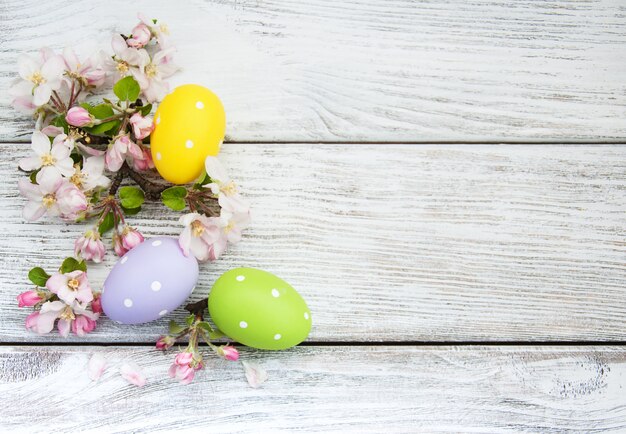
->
[0, 144, 624, 342]
[1, 345, 626, 432]
[1, 0, 625, 142]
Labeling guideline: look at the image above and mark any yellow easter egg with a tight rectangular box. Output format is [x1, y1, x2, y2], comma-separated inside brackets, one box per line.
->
[150, 84, 225, 184]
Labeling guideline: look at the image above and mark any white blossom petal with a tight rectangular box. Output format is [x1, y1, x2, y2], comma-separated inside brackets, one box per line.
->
[88, 353, 107, 381]
[242, 361, 268, 388]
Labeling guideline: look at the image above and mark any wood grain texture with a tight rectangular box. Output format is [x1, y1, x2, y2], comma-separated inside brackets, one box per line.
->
[1, 0, 626, 142]
[0, 144, 624, 343]
[1, 345, 626, 432]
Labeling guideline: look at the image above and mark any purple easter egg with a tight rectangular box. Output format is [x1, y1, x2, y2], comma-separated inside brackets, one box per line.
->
[101, 237, 198, 324]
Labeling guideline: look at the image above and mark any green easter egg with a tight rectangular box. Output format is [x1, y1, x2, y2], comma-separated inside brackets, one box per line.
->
[208, 268, 312, 350]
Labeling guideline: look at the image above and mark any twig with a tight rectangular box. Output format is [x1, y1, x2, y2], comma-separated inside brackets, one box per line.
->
[185, 298, 208, 317]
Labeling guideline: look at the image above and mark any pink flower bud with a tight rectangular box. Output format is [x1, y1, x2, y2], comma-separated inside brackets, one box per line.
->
[57, 181, 88, 221]
[174, 351, 193, 366]
[91, 293, 103, 314]
[156, 335, 175, 350]
[72, 315, 97, 336]
[74, 230, 106, 263]
[66, 106, 94, 127]
[131, 146, 154, 171]
[216, 345, 239, 361]
[121, 226, 144, 251]
[127, 23, 151, 48]
[112, 233, 128, 257]
[17, 290, 43, 307]
[129, 113, 154, 140]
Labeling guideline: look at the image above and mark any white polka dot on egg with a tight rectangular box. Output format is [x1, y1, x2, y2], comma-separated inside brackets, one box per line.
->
[195, 101, 204, 109]
[304, 312, 310, 320]
[124, 298, 133, 307]
[156, 152, 162, 161]
[185, 140, 194, 149]
[151, 281, 162, 292]
[159, 309, 168, 316]
[236, 275, 245, 282]
[239, 321, 248, 328]
[271, 289, 280, 298]
[152, 240, 162, 247]
[274, 334, 282, 340]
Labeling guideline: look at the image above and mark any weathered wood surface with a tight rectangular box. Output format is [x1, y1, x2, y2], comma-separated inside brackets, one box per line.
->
[1, 0, 626, 142]
[1, 345, 626, 432]
[1, 144, 624, 342]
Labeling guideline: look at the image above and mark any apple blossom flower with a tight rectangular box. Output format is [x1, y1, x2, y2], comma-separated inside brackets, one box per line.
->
[19, 130, 74, 178]
[130, 146, 154, 171]
[242, 361, 268, 388]
[204, 156, 250, 214]
[129, 113, 154, 140]
[120, 225, 144, 251]
[109, 34, 147, 77]
[17, 290, 42, 307]
[66, 106, 94, 127]
[25, 311, 40, 332]
[88, 353, 107, 381]
[68, 156, 110, 192]
[138, 13, 170, 48]
[168, 351, 203, 385]
[112, 232, 127, 257]
[127, 23, 152, 48]
[9, 51, 65, 108]
[62, 47, 106, 88]
[105, 135, 130, 171]
[74, 230, 106, 263]
[46, 270, 93, 305]
[218, 209, 251, 245]
[56, 181, 88, 221]
[156, 335, 175, 351]
[216, 345, 239, 361]
[178, 213, 224, 262]
[28, 300, 66, 334]
[120, 362, 147, 387]
[18, 170, 65, 221]
[132, 48, 178, 102]
[72, 314, 97, 336]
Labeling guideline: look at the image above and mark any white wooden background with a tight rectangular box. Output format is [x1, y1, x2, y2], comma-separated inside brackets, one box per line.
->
[0, 0, 625, 432]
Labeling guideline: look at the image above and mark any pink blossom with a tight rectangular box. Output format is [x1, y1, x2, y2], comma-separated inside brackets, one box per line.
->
[178, 213, 225, 262]
[66, 106, 94, 127]
[18, 169, 65, 221]
[19, 130, 74, 178]
[127, 23, 152, 48]
[242, 361, 268, 389]
[9, 51, 65, 108]
[105, 135, 130, 171]
[129, 113, 154, 140]
[168, 351, 203, 385]
[17, 290, 42, 307]
[91, 293, 103, 314]
[46, 270, 93, 305]
[25, 311, 40, 331]
[69, 156, 110, 192]
[112, 233, 127, 257]
[130, 146, 154, 171]
[72, 314, 97, 336]
[62, 47, 106, 88]
[156, 335, 175, 350]
[204, 156, 250, 215]
[137, 13, 170, 48]
[74, 230, 106, 263]
[132, 48, 178, 102]
[56, 181, 88, 221]
[109, 34, 148, 77]
[120, 362, 147, 387]
[218, 209, 251, 245]
[216, 345, 239, 361]
[88, 353, 107, 381]
[121, 226, 144, 251]
[28, 300, 66, 334]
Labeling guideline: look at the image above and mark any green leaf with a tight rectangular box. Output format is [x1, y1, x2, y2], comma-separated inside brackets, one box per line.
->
[196, 321, 214, 333]
[52, 116, 69, 133]
[161, 186, 187, 211]
[29, 170, 39, 183]
[208, 330, 225, 340]
[168, 320, 185, 335]
[82, 103, 119, 135]
[119, 186, 144, 209]
[193, 172, 212, 189]
[98, 211, 115, 234]
[60, 257, 87, 274]
[121, 205, 141, 216]
[140, 103, 153, 116]
[28, 267, 50, 287]
[185, 314, 195, 326]
[113, 76, 140, 101]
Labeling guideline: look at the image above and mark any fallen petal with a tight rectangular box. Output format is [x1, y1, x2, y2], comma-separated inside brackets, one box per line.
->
[120, 362, 147, 387]
[242, 360, 268, 389]
[88, 353, 107, 381]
